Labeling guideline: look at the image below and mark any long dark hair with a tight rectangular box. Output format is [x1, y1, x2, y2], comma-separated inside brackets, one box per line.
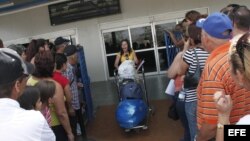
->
[35, 80, 55, 105]
[120, 39, 132, 56]
[36, 38, 47, 50]
[188, 23, 202, 45]
[185, 10, 201, 23]
[26, 39, 37, 62]
[18, 86, 40, 110]
[26, 39, 48, 62]
[33, 51, 55, 78]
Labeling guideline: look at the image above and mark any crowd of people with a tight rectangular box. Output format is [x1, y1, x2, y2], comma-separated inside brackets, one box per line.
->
[0, 37, 87, 141]
[167, 4, 250, 141]
[0, 3, 249, 141]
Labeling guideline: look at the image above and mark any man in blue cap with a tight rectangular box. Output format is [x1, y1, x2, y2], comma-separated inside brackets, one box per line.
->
[54, 36, 70, 54]
[63, 45, 87, 139]
[196, 6, 250, 141]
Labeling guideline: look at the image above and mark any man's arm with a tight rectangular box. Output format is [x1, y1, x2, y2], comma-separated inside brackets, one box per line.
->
[196, 123, 217, 141]
[196, 66, 227, 141]
[166, 30, 184, 48]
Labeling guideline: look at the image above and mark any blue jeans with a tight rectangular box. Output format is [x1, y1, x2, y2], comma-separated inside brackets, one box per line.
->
[176, 98, 190, 141]
[185, 101, 197, 141]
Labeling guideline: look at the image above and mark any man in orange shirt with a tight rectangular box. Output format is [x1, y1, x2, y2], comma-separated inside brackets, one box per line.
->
[196, 7, 250, 141]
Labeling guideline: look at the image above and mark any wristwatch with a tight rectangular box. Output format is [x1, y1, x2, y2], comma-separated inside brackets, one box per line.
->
[217, 123, 224, 129]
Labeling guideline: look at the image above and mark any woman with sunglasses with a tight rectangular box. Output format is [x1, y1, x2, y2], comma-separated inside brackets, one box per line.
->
[214, 32, 250, 141]
[114, 39, 139, 69]
[26, 39, 50, 64]
[168, 23, 209, 141]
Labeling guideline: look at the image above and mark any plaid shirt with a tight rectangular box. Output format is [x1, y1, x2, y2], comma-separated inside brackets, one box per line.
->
[63, 63, 80, 110]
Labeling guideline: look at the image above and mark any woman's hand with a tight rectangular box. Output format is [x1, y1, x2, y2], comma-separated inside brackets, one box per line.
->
[183, 37, 190, 51]
[67, 133, 74, 141]
[77, 82, 84, 88]
[214, 91, 232, 117]
[166, 30, 173, 35]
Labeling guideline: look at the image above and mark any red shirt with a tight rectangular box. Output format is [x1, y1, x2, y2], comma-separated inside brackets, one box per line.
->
[53, 71, 69, 88]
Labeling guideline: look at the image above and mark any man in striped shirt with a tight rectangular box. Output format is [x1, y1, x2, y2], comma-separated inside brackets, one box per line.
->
[63, 45, 87, 139]
[196, 7, 250, 141]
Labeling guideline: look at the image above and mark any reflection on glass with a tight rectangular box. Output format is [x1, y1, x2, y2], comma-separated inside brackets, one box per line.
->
[130, 26, 153, 50]
[136, 50, 156, 73]
[107, 55, 116, 77]
[103, 30, 129, 54]
[158, 49, 168, 71]
[155, 22, 176, 47]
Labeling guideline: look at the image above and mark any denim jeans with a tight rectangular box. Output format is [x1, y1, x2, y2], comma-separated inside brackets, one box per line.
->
[185, 101, 197, 141]
[176, 96, 191, 141]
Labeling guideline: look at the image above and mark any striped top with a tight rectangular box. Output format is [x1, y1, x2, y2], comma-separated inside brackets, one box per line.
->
[27, 76, 56, 126]
[183, 47, 209, 102]
[197, 42, 250, 129]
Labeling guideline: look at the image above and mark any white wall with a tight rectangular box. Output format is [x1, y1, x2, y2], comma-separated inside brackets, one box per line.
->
[0, 0, 249, 82]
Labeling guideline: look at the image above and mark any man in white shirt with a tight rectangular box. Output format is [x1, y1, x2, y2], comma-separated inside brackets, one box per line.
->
[0, 48, 55, 141]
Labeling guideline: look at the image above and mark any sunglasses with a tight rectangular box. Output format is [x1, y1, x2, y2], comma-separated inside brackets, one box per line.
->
[125, 54, 129, 60]
[230, 5, 247, 26]
[18, 74, 30, 82]
[235, 32, 250, 69]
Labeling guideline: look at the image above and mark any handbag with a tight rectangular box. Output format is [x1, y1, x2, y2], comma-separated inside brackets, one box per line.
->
[184, 49, 202, 89]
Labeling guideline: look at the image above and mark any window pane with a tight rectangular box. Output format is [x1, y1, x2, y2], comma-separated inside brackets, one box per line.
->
[158, 49, 168, 71]
[155, 22, 176, 47]
[107, 55, 116, 77]
[136, 50, 156, 73]
[130, 26, 153, 50]
[103, 30, 129, 54]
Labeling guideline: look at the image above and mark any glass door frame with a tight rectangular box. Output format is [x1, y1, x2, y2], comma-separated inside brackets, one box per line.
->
[153, 18, 182, 74]
[102, 26, 129, 56]
[101, 20, 186, 79]
[100, 7, 209, 79]
[101, 23, 160, 79]
[101, 26, 130, 79]
[129, 23, 158, 76]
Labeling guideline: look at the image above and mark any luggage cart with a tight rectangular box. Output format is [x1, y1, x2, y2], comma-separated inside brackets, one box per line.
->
[114, 60, 154, 132]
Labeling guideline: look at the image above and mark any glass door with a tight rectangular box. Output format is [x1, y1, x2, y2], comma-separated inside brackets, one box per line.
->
[102, 28, 130, 77]
[129, 24, 157, 74]
[154, 19, 180, 72]
[101, 19, 185, 78]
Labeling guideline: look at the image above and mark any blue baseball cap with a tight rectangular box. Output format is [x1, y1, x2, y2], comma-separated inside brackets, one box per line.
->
[196, 12, 233, 39]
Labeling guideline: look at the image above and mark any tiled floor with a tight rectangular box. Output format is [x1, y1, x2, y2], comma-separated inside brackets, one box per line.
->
[77, 74, 172, 141]
[90, 74, 170, 108]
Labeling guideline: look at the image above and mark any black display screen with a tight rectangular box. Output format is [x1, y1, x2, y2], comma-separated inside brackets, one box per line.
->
[48, 0, 121, 26]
